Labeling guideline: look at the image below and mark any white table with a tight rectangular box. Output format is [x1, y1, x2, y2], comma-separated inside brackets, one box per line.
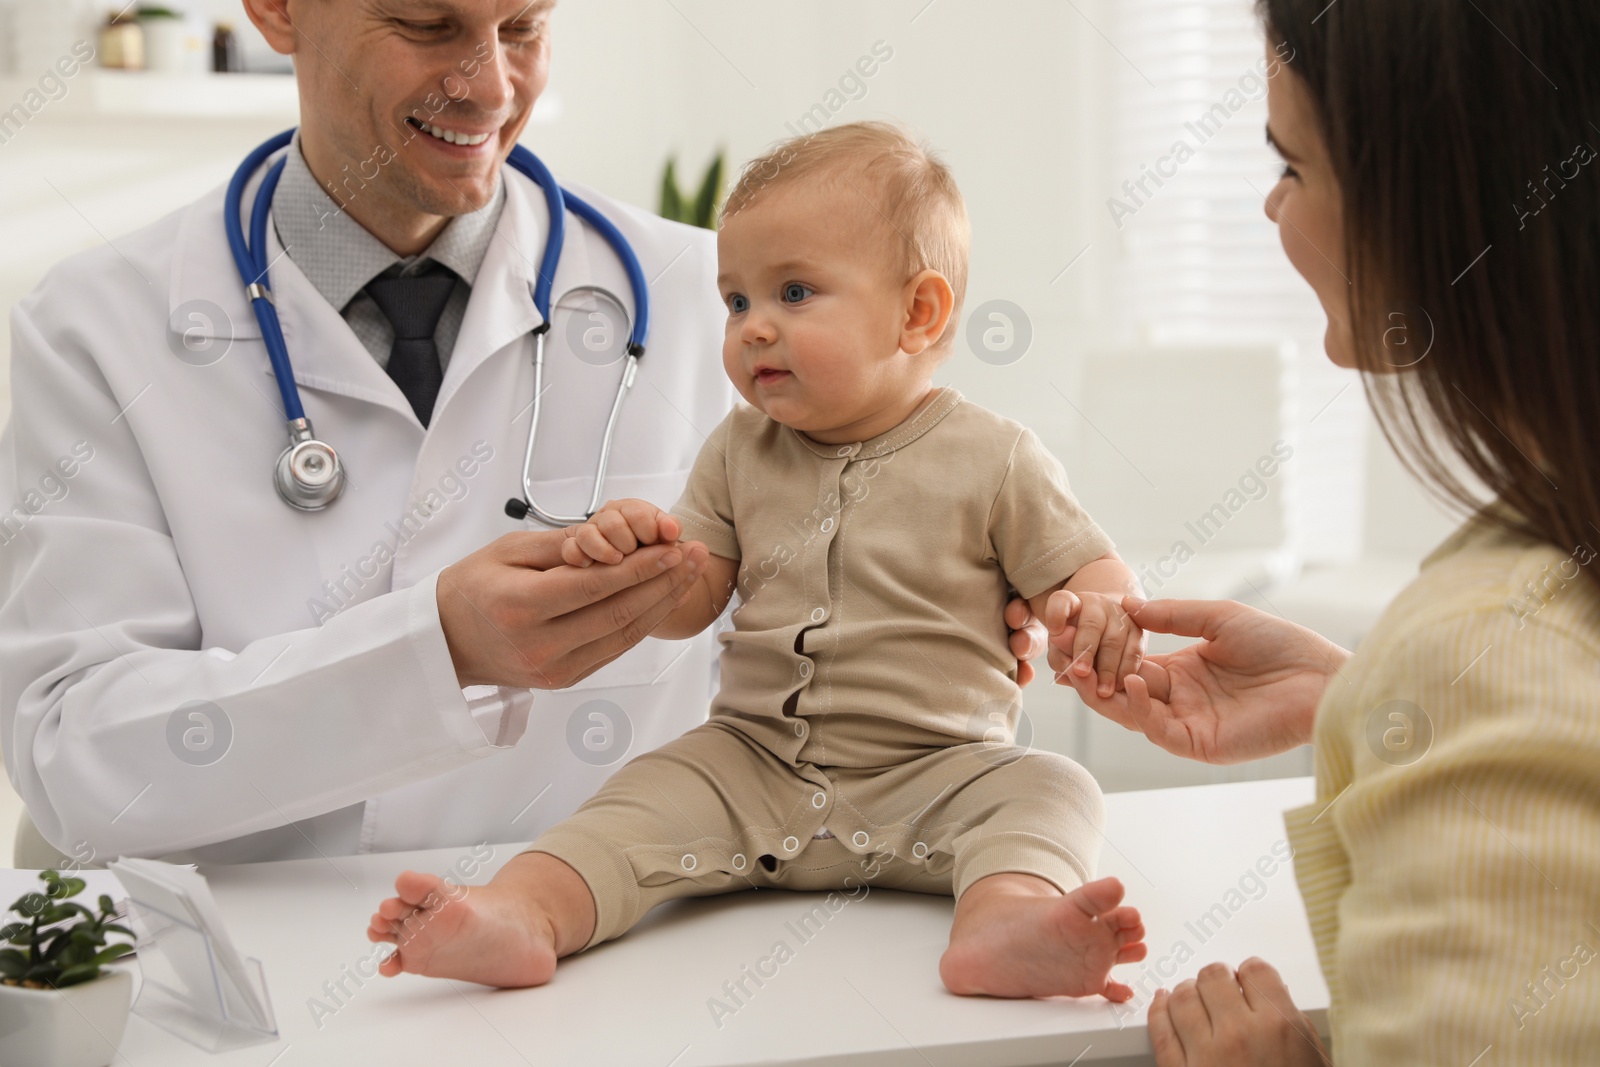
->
[15, 777, 1327, 1067]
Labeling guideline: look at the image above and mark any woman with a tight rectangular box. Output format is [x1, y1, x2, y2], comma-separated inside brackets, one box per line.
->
[1049, 0, 1600, 1062]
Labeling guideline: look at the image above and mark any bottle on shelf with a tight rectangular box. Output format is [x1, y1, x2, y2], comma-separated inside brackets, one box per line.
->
[212, 22, 241, 74]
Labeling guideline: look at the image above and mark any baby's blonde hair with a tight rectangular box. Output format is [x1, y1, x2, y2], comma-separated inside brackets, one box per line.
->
[722, 121, 971, 352]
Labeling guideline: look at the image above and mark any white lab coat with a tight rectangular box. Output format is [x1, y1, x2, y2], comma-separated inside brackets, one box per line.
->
[0, 155, 735, 864]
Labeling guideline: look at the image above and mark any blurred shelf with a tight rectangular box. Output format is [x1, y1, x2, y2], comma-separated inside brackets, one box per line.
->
[0, 69, 298, 118]
[0, 69, 562, 122]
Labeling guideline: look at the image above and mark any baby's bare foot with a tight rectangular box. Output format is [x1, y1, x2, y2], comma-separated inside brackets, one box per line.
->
[939, 875, 1147, 1000]
[366, 870, 558, 988]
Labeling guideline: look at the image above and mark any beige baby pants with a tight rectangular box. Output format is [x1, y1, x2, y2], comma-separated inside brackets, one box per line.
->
[526, 720, 1106, 950]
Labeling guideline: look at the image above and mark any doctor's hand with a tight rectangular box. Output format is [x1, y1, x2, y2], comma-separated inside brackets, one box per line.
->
[437, 530, 707, 690]
[559, 498, 681, 567]
[1148, 959, 1327, 1067]
[1057, 597, 1348, 765]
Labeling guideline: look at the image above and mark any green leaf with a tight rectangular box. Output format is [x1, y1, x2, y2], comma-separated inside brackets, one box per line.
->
[692, 152, 725, 231]
[0, 951, 25, 978]
[37, 904, 79, 925]
[0, 923, 28, 942]
[659, 157, 684, 223]
[98, 896, 116, 916]
[91, 944, 134, 965]
[58, 878, 86, 899]
[52, 964, 99, 987]
[43, 936, 79, 961]
[13, 893, 49, 917]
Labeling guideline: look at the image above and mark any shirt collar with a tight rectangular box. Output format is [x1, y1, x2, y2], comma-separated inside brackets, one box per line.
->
[272, 131, 507, 311]
[790, 386, 964, 460]
[1419, 499, 1527, 572]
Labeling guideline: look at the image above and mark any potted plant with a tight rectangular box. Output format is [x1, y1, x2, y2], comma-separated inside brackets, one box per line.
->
[0, 870, 136, 1067]
[136, 6, 209, 76]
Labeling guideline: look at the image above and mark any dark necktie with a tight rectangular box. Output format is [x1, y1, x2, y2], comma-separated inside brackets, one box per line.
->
[364, 265, 457, 427]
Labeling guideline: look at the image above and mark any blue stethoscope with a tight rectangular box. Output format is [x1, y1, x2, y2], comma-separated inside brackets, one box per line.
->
[226, 128, 651, 522]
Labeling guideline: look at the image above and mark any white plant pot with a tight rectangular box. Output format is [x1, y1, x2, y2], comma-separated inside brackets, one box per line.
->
[0, 969, 133, 1067]
[140, 16, 209, 76]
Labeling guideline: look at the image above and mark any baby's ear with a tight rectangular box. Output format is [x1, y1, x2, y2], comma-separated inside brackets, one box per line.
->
[900, 269, 955, 356]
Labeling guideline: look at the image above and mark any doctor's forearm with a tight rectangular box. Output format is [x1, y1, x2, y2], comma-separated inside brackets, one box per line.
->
[6, 577, 507, 858]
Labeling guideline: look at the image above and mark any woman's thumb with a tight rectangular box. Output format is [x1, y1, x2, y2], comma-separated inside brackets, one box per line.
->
[1122, 596, 1235, 640]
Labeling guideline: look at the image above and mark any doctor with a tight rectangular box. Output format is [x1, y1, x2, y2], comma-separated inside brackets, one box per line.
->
[0, 0, 1051, 866]
[0, 0, 738, 866]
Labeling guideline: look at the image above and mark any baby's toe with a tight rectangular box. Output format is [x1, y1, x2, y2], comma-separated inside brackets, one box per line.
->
[1102, 978, 1135, 1002]
[1115, 927, 1147, 954]
[368, 914, 398, 943]
[1109, 906, 1144, 938]
[1117, 941, 1149, 964]
[377, 895, 417, 921]
[394, 869, 447, 909]
[1073, 876, 1126, 916]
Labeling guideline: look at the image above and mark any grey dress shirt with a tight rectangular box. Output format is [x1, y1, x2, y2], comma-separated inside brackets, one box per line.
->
[271, 134, 507, 371]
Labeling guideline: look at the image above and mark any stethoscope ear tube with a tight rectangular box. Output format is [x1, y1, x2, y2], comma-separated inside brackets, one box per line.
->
[227, 128, 347, 511]
[501, 148, 653, 529]
[249, 157, 304, 423]
[504, 325, 552, 522]
[561, 188, 651, 353]
[505, 326, 643, 528]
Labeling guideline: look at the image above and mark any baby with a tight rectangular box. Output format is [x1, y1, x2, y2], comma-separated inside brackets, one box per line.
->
[368, 122, 1149, 1001]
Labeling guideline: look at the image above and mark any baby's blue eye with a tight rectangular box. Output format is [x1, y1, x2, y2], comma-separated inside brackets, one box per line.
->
[783, 283, 813, 304]
[728, 293, 749, 313]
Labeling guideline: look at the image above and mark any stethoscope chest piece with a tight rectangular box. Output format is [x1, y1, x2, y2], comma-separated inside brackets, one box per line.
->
[274, 418, 345, 511]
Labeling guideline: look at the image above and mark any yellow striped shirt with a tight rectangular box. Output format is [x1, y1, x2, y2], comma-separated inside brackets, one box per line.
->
[1284, 507, 1600, 1063]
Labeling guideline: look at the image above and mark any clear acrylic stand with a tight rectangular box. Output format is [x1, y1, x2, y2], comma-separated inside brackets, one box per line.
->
[122, 894, 278, 1051]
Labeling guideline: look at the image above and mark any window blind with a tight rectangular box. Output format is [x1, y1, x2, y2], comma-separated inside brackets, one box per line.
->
[1107, 0, 1367, 564]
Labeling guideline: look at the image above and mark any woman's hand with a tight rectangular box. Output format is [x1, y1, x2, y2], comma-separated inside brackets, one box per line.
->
[1055, 597, 1348, 764]
[1149, 959, 1329, 1067]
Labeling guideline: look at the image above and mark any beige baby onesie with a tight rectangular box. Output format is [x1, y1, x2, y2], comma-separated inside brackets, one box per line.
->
[528, 387, 1116, 949]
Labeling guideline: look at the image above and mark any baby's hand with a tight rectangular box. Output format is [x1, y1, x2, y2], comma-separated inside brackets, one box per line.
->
[1045, 590, 1147, 699]
[560, 499, 681, 567]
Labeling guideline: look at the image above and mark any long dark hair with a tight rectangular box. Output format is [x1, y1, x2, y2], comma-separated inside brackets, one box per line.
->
[1259, 0, 1600, 572]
